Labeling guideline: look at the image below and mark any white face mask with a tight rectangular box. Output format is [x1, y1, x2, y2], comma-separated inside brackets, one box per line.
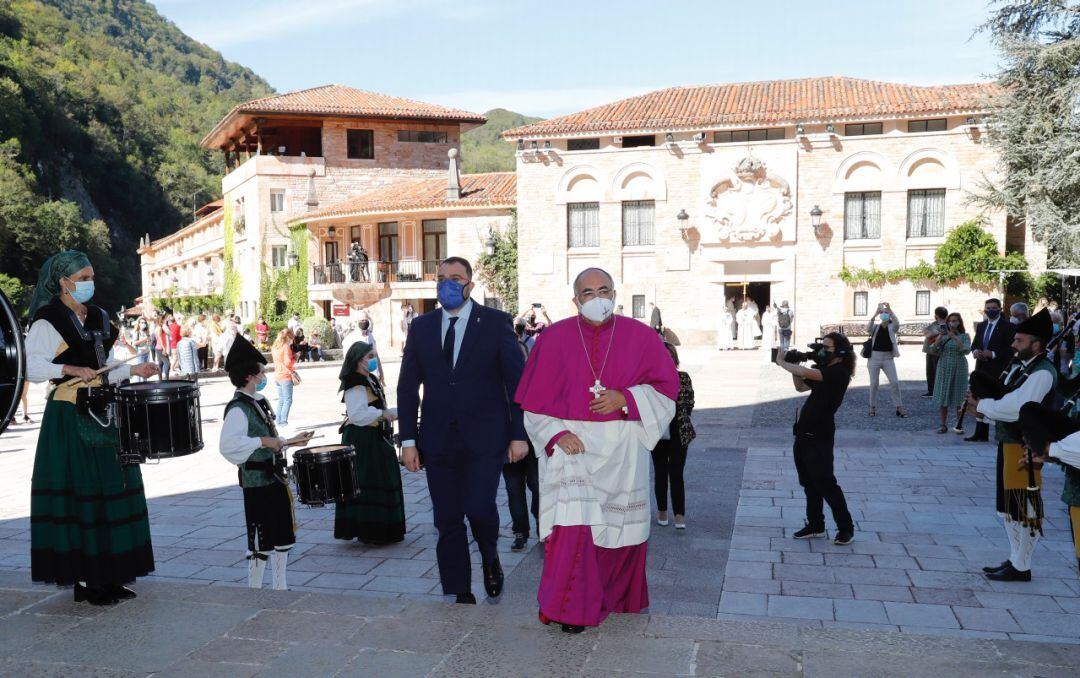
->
[579, 297, 615, 323]
[1010, 316, 1021, 325]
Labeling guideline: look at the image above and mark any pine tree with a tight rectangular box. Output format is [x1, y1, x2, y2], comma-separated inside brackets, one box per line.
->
[979, 1, 1080, 267]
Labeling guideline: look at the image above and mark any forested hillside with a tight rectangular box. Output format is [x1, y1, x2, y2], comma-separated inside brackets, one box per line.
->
[462, 108, 542, 173]
[0, 0, 272, 313]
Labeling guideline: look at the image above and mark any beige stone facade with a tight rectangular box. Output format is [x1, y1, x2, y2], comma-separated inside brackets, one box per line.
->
[509, 83, 1028, 346]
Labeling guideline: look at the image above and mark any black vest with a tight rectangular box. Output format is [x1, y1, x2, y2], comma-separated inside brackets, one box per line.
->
[32, 298, 116, 383]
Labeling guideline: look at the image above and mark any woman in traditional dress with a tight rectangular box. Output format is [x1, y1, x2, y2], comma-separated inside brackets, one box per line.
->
[334, 341, 406, 544]
[932, 312, 971, 434]
[25, 250, 159, 605]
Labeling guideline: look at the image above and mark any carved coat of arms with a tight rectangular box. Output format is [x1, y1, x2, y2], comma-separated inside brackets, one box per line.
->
[704, 157, 792, 242]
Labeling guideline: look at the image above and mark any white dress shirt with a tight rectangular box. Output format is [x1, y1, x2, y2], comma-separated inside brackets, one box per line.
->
[219, 391, 285, 465]
[344, 384, 390, 427]
[1049, 432, 1080, 470]
[441, 298, 474, 368]
[25, 318, 132, 383]
[976, 358, 1055, 423]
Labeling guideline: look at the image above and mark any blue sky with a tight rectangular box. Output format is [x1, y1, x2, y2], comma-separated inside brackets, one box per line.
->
[152, 0, 1000, 118]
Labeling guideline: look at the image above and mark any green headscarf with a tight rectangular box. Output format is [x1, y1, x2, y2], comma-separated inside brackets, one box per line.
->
[338, 340, 373, 393]
[27, 250, 92, 317]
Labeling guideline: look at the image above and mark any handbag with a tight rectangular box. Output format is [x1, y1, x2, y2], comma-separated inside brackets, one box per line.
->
[861, 324, 876, 359]
[291, 372, 302, 386]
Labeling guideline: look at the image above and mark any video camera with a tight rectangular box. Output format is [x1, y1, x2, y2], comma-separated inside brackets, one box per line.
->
[775, 339, 827, 366]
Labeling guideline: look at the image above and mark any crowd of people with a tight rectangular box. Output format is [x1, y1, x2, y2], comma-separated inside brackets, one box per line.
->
[16, 246, 1080, 637]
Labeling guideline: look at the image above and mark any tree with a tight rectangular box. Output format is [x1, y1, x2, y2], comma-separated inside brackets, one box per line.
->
[476, 213, 519, 315]
[978, 1, 1080, 267]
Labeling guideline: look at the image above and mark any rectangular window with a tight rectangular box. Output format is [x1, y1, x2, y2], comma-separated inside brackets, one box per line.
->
[632, 295, 646, 319]
[567, 138, 600, 151]
[621, 134, 656, 148]
[269, 192, 284, 213]
[377, 221, 399, 262]
[271, 245, 288, 268]
[844, 192, 882, 239]
[422, 219, 447, 272]
[907, 189, 946, 237]
[346, 129, 374, 159]
[567, 202, 599, 247]
[908, 118, 947, 133]
[621, 200, 655, 246]
[350, 226, 361, 244]
[714, 128, 785, 143]
[397, 130, 448, 143]
[853, 292, 868, 317]
[916, 290, 931, 316]
[845, 122, 883, 136]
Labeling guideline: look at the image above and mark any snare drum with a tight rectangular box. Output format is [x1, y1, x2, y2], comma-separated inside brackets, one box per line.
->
[291, 444, 360, 506]
[115, 380, 204, 465]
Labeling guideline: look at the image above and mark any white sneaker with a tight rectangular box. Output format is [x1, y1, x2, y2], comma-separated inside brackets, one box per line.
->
[674, 521, 686, 530]
[656, 517, 669, 526]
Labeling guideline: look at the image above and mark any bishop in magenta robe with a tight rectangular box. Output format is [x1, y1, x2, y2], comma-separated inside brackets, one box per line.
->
[515, 268, 678, 631]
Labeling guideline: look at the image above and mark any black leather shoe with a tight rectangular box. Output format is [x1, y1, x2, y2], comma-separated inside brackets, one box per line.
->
[982, 560, 1011, 574]
[455, 592, 477, 604]
[483, 558, 504, 598]
[511, 533, 528, 552]
[963, 434, 988, 442]
[561, 624, 585, 634]
[985, 563, 1031, 582]
[108, 585, 137, 600]
[74, 584, 118, 606]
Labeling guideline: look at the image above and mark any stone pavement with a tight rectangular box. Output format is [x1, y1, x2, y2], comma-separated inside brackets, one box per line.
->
[1, 346, 1080, 674]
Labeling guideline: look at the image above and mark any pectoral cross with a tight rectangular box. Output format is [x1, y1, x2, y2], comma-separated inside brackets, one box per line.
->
[589, 379, 605, 399]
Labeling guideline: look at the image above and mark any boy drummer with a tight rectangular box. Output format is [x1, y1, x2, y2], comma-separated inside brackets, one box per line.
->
[219, 336, 312, 589]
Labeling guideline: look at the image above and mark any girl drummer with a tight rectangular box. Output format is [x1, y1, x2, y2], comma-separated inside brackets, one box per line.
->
[334, 341, 405, 544]
[24, 250, 159, 605]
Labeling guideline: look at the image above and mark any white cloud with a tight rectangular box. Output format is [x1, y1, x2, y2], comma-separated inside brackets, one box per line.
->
[427, 84, 665, 118]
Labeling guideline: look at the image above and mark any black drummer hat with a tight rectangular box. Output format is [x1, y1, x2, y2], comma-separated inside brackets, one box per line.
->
[1015, 307, 1054, 344]
[225, 335, 266, 371]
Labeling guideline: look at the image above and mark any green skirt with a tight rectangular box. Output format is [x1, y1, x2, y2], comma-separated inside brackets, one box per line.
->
[30, 395, 154, 587]
[334, 425, 406, 544]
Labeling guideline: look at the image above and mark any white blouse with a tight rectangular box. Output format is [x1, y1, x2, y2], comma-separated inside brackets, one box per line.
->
[25, 318, 132, 384]
[219, 391, 285, 465]
[344, 384, 389, 427]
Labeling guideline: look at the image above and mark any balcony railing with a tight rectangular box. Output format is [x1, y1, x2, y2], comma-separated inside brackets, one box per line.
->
[312, 260, 441, 285]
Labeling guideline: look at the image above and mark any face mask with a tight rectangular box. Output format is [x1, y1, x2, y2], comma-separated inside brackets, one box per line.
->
[366, 358, 379, 372]
[359, 320, 370, 331]
[948, 321, 960, 330]
[879, 313, 889, 321]
[67, 279, 94, 304]
[255, 374, 268, 391]
[580, 297, 615, 323]
[437, 279, 468, 310]
[986, 309, 1000, 320]
[1010, 316, 1021, 325]
[815, 347, 833, 362]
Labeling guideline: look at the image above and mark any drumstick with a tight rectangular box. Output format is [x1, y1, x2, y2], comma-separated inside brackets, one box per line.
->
[284, 433, 322, 448]
[56, 353, 141, 389]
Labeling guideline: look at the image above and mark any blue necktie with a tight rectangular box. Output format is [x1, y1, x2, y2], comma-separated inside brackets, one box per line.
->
[443, 317, 458, 368]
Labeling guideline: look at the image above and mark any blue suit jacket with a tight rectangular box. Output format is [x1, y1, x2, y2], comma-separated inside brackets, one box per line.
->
[397, 302, 527, 458]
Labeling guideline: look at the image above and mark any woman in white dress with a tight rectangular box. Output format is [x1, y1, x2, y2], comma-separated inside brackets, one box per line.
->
[718, 307, 735, 350]
[736, 301, 756, 350]
[760, 305, 777, 354]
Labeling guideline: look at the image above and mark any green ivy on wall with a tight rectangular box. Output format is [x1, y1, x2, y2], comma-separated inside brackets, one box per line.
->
[153, 294, 226, 315]
[221, 200, 241, 310]
[476, 211, 519, 314]
[258, 224, 312, 323]
[837, 221, 1030, 294]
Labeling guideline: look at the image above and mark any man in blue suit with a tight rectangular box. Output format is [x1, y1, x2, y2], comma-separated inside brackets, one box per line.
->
[398, 257, 529, 604]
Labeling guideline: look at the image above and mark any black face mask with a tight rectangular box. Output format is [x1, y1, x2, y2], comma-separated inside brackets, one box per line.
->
[359, 321, 370, 331]
[816, 348, 833, 363]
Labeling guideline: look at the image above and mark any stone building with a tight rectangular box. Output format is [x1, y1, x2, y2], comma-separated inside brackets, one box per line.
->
[504, 76, 1037, 345]
[140, 85, 514, 345]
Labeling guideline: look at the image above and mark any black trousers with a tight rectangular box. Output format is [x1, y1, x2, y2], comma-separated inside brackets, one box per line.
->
[197, 346, 208, 370]
[793, 431, 852, 531]
[651, 438, 688, 514]
[502, 453, 539, 537]
[925, 353, 939, 394]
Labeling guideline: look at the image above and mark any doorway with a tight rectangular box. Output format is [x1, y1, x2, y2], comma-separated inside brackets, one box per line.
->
[723, 281, 771, 314]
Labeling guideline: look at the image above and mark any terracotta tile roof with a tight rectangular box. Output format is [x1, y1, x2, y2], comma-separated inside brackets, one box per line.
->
[202, 84, 485, 148]
[294, 172, 516, 223]
[504, 77, 999, 138]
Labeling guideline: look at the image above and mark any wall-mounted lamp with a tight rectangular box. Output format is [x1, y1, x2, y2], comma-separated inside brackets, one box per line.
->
[327, 227, 336, 238]
[484, 231, 497, 257]
[517, 139, 525, 151]
[825, 124, 835, 135]
[665, 132, 675, 144]
[530, 140, 538, 150]
[966, 116, 978, 126]
[287, 251, 300, 269]
[796, 123, 805, 136]
[810, 205, 824, 236]
[676, 209, 691, 241]
[543, 140, 551, 149]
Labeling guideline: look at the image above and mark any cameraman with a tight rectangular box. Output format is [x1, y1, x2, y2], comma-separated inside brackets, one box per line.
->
[774, 332, 856, 545]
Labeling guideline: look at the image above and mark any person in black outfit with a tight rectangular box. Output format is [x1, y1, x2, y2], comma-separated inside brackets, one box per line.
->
[775, 332, 856, 545]
[651, 342, 696, 529]
[502, 321, 540, 552]
[967, 298, 1016, 442]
